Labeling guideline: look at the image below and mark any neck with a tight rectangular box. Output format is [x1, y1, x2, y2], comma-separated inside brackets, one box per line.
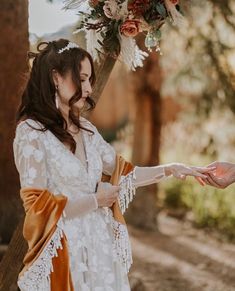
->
[59, 106, 70, 127]
[59, 105, 79, 132]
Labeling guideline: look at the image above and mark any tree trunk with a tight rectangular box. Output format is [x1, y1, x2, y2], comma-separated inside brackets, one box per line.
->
[0, 218, 26, 291]
[125, 36, 162, 230]
[0, 0, 29, 243]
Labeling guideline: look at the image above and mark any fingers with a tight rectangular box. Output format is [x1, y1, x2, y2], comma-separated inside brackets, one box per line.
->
[106, 191, 119, 206]
[206, 161, 218, 168]
[96, 183, 120, 207]
[187, 169, 208, 178]
[111, 186, 121, 192]
[191, 166, 216, 174]
[195, 176, 206, 186]
[204, 173, 225, 188]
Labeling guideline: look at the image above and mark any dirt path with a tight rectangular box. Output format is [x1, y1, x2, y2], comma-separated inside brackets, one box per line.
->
[128, 213, 235, 291]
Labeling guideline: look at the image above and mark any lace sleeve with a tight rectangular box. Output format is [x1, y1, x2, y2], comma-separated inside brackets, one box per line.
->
[13, 123, 47, 189]
[118, 165, 166, 214]
[93, 126, 116, 176]
[14, 122, 98, 219]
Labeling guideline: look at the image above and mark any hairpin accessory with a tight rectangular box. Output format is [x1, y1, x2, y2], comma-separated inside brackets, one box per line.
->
[58, 42, 79, 54]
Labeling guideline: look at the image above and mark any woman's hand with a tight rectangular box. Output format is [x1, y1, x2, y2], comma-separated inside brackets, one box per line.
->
[164, 163, 216, 181]
[96, 182, 120, 207]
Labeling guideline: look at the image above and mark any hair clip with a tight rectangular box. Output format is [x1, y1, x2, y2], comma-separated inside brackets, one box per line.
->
[58, 42, 79, 54]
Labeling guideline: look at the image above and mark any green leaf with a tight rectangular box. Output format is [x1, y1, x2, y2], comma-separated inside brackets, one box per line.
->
[154, 29, 162, 40]
[155, 3, 167, 18]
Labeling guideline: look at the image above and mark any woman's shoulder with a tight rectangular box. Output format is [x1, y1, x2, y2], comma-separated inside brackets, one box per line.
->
[16, 118, 44, 130]
[15, 118, 45, 141]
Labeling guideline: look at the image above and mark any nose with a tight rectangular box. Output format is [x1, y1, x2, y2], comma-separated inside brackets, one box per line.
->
[85, 82, 92, 96]
[87, 82, 92, 95]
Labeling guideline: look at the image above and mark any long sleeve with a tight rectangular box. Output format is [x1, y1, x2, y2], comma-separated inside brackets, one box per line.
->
[92, 125, 117, 176]
[13, 124, 48, 189]
[132, 165, 166, 187]
[92, 125, 166, 187]
[118, 165, 166, 214]
[13, 123, 98, 219]
[91, 124, 168, 213]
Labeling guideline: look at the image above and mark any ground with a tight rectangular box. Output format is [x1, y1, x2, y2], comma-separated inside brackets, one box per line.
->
[128, 213, 235, 291]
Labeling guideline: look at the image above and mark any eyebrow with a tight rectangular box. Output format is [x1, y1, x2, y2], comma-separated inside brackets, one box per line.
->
[80, 73, 89, 77]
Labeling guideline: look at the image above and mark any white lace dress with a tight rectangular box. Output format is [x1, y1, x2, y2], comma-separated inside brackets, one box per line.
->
[13, 117, 166, 291]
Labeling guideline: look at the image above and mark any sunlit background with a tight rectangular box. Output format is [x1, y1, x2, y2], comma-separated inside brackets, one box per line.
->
[29, 0, 77, 37]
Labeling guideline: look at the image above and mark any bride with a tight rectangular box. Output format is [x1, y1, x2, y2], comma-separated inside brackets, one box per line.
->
[13, 38, 214, 291]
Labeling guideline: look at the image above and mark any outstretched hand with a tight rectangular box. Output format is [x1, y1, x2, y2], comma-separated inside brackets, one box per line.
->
[196, 162, 235, 189]
[164, 163, 216, 181]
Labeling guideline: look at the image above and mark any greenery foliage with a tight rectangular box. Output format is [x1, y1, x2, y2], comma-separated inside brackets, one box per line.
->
[160, 109, 235, 241]
[160, 177, 235, 240]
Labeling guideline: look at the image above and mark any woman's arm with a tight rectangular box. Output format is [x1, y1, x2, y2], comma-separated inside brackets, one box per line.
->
[132, 163, 214, 188]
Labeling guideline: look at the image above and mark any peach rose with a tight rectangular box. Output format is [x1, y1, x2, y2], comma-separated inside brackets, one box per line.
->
[88, 0, 99, 7]
[120, 19, 141, 37]
[170, 0, 179, 4]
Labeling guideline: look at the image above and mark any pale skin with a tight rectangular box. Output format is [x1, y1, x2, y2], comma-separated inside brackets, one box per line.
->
[52, 57, 215, 207]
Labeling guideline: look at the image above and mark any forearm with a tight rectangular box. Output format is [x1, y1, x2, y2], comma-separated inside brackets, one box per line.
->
[133, 165, 167, 188]
[64, 194, 98, 220]
[118, 165, 167, 214]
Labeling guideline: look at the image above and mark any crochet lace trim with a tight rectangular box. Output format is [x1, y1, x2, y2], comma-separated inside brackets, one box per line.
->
[112, 219, 133, 273]
[18, 220, 64, 291]
[111, 168, 137, 273]
[118, 168, 137, 214]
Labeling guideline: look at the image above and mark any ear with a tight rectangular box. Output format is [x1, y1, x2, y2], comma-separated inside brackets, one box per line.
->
[52, 69, 59, 87]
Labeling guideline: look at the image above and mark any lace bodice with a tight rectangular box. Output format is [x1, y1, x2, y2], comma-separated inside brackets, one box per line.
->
[13, 117, 117, 197]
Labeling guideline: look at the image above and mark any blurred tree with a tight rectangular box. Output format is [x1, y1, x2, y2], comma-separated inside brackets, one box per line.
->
[0, 0, 29, 243]
[125, 35, 162, 230]
[162, 0, 235, 116]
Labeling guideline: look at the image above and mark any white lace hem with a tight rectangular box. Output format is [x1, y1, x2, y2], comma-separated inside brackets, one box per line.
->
[18, 219, 64, 291]
[118, 169, 137, 214]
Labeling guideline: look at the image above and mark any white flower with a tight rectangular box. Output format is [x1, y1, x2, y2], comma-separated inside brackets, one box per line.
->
[103, 0, 128, 20]
[22, 145, 35, 158]
[28, 130, 39, 141]
[103, 0, 119, 19]
[63, 161, 80, 176]
[28, 167, 37, 180]
[33, 149, 44, 162]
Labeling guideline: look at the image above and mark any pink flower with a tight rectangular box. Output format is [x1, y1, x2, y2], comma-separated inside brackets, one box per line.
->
[88, 0, 99, 7]
[170, 0, 179, 4]
[120, 19, 141, 37]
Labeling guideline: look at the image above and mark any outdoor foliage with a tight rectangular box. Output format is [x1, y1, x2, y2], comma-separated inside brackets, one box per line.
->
[160, 110, 235, 241]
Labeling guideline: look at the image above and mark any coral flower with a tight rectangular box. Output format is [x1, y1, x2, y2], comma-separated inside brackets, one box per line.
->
[170, 0, 179, 4]
[120, 19, 141, 37]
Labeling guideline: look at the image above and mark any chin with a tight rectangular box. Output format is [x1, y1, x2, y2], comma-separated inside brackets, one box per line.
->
[74, 102, 85, 111]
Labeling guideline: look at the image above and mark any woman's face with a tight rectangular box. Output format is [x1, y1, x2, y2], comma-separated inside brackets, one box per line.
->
[54, 57, 93, 112]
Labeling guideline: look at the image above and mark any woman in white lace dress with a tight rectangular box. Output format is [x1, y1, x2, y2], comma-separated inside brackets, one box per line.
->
[13, 39, 213, 291]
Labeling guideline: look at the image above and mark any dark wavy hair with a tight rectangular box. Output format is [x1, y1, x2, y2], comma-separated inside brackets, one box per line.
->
[16, 38, 96, 153]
